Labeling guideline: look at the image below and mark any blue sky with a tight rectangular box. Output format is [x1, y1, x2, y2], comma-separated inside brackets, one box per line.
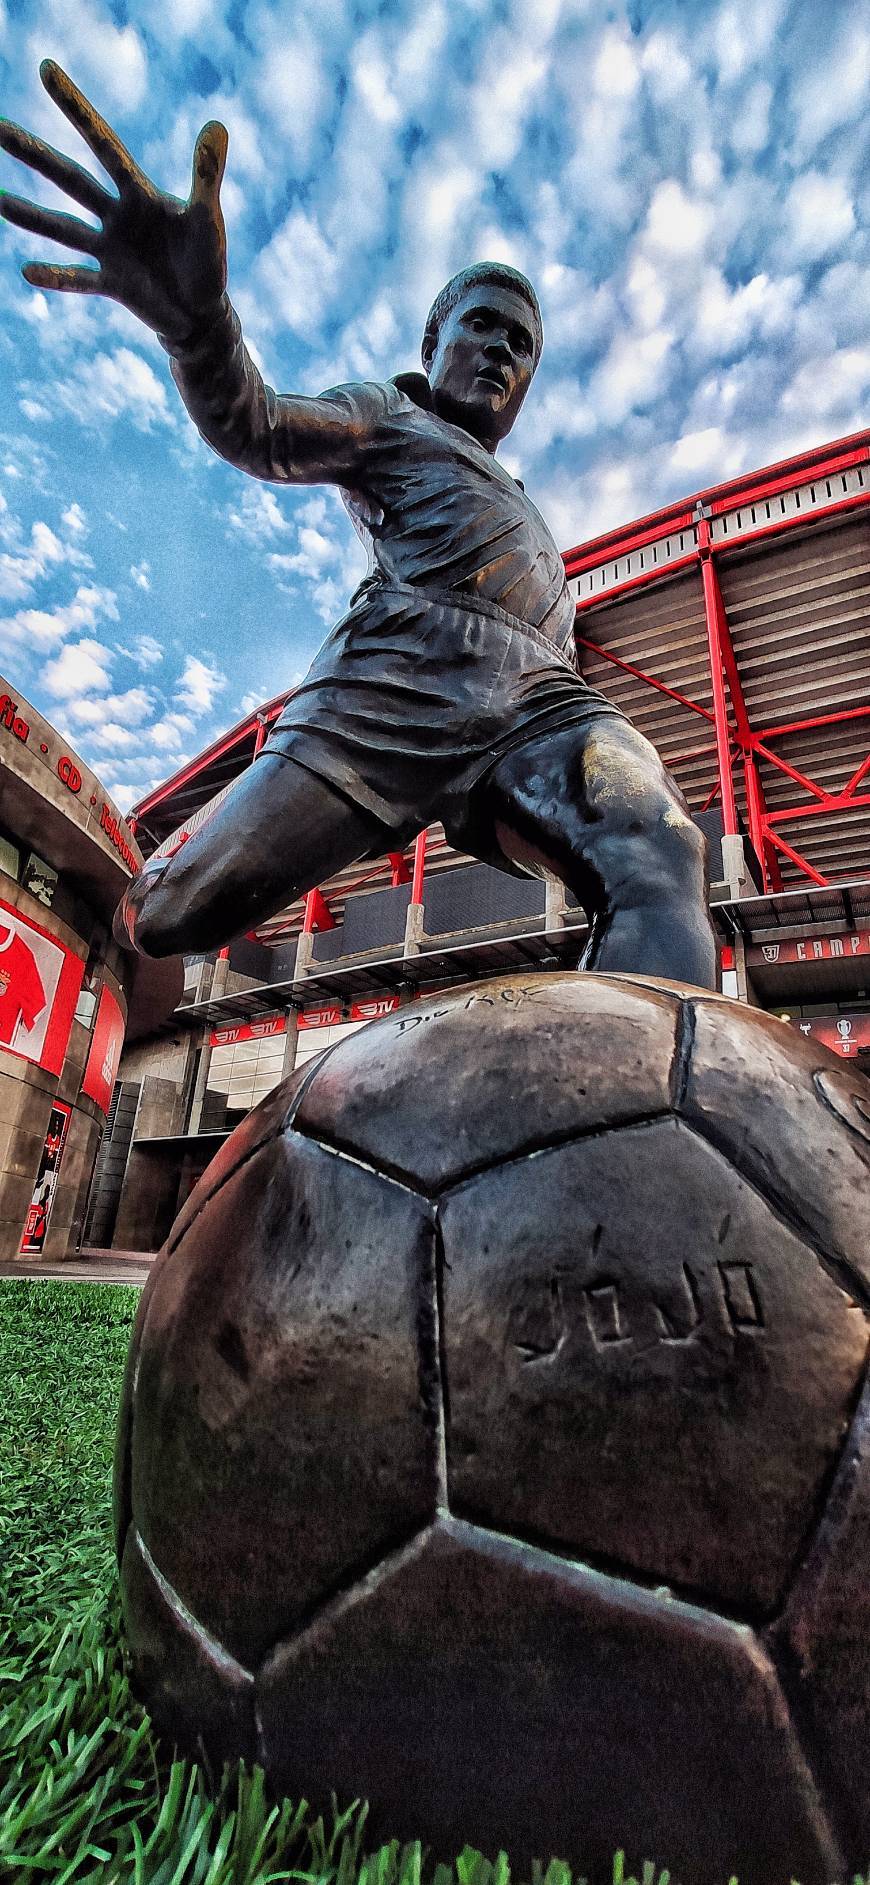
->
[0, 0, 868, 812]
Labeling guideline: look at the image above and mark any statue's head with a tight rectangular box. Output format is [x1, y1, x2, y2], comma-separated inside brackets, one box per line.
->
[421, 263, 542, 451]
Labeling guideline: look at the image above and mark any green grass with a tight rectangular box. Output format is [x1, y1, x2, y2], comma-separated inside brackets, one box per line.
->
[0, 1278, 862, 1885]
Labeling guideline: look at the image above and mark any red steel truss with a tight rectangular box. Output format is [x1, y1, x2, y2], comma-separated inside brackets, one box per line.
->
[564, 430, 870, 891]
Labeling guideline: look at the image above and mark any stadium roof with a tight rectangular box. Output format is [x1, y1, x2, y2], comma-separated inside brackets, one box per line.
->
[132, 428, 870, 894]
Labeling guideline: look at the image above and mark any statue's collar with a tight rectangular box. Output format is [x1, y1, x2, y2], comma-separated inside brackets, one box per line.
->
[389, 370, 522, 484]
[391, 371, 433, 410]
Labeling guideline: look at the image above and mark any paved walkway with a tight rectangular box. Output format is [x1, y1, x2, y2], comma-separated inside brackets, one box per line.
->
[0, 1246, 155, 1287]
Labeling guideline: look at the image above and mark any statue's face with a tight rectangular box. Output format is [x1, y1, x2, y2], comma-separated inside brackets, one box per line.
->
[425, 282, 538, 450]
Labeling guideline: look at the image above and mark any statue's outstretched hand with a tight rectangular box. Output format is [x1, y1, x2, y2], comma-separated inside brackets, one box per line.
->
[0, 60, 228, 343]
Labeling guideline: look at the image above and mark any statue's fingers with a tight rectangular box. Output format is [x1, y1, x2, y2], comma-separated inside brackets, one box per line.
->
[0, 120, 112, 218]
[190, 121, 228, 209]
[1, 193, 102, 257]
[21, 260, 102, 294]
[39, 60, 152, 196]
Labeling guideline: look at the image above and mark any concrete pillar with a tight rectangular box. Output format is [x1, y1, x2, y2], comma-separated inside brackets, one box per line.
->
[544, 879, 567, 932]
[404, 900, 425, 957]
[721, 833, 749, 898]
[281, 1007, 300, 1080]
[186, 950, 231, 1133]
[732, 933, 759, 1006]
[295, 929, 315, 977]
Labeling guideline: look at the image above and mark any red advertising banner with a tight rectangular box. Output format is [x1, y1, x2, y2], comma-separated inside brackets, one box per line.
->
[81, 984, 126, 1114]
[209, 993, 405, 1048]
[298, 1006, 342, 1031]
[791, 1014, 870, 1057]
[0, 899, 84, 1075]
[748, 929, 870, 967]
[209, 1013, 287, 1047]
[19, 1099, 72, 1255]
[349, 995, 401, 1022]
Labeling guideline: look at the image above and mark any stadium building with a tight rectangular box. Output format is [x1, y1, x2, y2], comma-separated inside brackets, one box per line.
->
[0, 676, 180, 1261]
[86, 427, 870, 1254]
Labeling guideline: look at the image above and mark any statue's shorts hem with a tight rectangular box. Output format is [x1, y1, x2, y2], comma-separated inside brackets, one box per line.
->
[264, 584, 628, 838]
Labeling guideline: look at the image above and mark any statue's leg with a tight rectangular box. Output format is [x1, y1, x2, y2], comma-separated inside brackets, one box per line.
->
[115, 753, 392, 959]
[467, 717, 717, 988]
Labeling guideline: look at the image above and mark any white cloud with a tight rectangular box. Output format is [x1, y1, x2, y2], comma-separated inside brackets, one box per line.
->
[668, 424, 747, 481]
[67, 685, 154, 727]
[227, 485, 291, 544]
[130, 560, 151, 590]
[57, 349, 174, 432]
[645, 181, 714, 261]
[641, 31, 692, 101]
[589, 327, 675, 427]
[62, 503, 88, 537]
[0, 581, 119, 652]
[254, 209, 339, 342]
[593, 23, 641, 102]
[789, 11, 870, 157]
[729, 80, 773, 158]
[177, 654, 226, 714]
[103, 780, 138, 812]
[130, 634, 164, 670]
[267, 490, 367, 624]
[711, 0, 787, 85]
[691, 268, 802, 362]
[85, 720, 141, 752]
[251, 20, 328, 169]
[783, 172, 856, 264]
[20, 398, 50, 423]
[40, 637, 114, 699]
[30, 0, 148, 112]
[780, 346, 870, 422]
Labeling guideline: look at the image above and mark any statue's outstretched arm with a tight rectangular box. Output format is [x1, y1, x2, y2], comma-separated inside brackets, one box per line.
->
[0, 63, 369, 486]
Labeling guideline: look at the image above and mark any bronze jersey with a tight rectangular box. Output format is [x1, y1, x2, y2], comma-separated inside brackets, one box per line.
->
[333, 373, 576, 656]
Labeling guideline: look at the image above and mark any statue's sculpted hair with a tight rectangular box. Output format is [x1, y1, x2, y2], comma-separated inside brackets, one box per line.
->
[422, 263, 543, 368]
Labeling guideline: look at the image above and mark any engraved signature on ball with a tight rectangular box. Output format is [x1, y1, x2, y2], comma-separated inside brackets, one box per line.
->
[508, 1259, 765, 1362]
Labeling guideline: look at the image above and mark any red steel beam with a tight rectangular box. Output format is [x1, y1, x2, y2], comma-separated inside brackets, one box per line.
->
[562, 429, 869, 574]
[411, 829, 428, 904]
[573, 554, 697, 612]
[302, 887, 335, 933]
[766, 829, 829, 887]
[575, 635, 720, 726]
[757, 704, 870, 741]
[844, 753, 870, 797]
[697, 515, 739, 838]
[765, 791, 870, 826]
[749, 739, 830, 801]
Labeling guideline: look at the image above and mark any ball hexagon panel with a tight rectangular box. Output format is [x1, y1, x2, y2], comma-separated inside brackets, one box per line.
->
[683, 999, 870, 1295]
[128, 1131, 439, 1667]
[163, 1054, 318, 1258]
[256, 1516, 842, 1885]
[121, 1524, 257, 1767]
[294, 973, 679, 1190]
[439, 1116, 868, 1612]
[772, 1371, 870, 1859]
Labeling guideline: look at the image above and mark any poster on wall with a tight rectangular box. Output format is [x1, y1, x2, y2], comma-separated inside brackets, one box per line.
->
[0, 899, 84, 1075]
[793, 1014, 870, 1058]
[19, 1099, 72, 1256]
[81, 985, 126, 1114]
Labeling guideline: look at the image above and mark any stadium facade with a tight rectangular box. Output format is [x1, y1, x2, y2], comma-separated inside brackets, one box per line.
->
[0, 676, 168, 1260]
[81, 427, 870, 1253]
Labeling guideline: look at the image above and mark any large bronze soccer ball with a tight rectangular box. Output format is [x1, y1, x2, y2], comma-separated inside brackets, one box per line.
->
[115, 972, 870, 1885]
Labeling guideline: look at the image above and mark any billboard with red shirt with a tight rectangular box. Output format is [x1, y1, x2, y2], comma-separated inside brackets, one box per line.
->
[81, 984, 126, 1114]
[0, 900, 84, 1075]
